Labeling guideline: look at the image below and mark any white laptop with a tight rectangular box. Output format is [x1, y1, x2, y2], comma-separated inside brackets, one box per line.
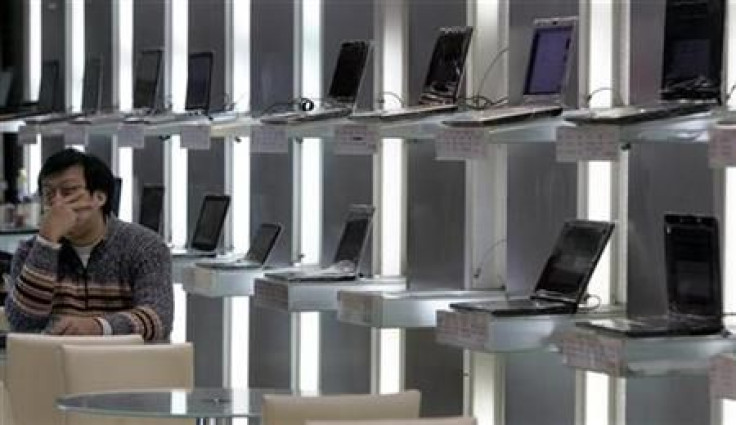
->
[171, 194, 231, 258]
[443, 16, 576, 127]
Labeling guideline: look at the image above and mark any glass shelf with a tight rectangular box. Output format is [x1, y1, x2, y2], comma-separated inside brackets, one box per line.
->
[435, 305, 623, 353]
[337, 289, 505, 329]
[180, 264, 267, 297]
[252, 275, 407, 312]
[0, 120, 23, 133]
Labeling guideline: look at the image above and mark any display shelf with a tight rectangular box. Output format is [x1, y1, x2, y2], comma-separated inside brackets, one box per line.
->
[435, 305, 623, 353]
[337, 289, 505, 328]
[180, 264, 266, 297]
[0, 120, 23, 133]
[252, 275, 407, 312]
[558, 327, 736, 377]
[0, 227, 37, 253]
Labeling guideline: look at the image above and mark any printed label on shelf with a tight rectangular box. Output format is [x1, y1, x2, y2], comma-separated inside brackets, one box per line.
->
[333, 124, 378, 155]
[436, 310, 488, 350]
[251, 125, 289, 154]
[181, 123, 212, 150]
[556, 125, 620, 162]
[337, 292, 374, 325]
[560, 331, 624, 376]
[64, 124, 88, 147]
[708, 126, 736, 167]
[17, 125, 39, 145]
[710, 354, 736, 399]
[253, 280, 289, 310]
[118, 123, 146, 148]
[435, 128, 488, 160]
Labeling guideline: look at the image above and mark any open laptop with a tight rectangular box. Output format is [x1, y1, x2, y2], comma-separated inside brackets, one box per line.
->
[26, 57, 103, 125]
[443, 17, 576, 127]
[260, 40, 372, 124]
[196, 223, 283, 269]
[577, 214, 723, 337]
[265, 204, 375, 282]
[171, 194, 231, 258]
[350, 27, 473, 122]
[138, 185, 165, 233]
[127, 51, 213, 124]
[0, 70, 13, 108]
[451, 219, 615, 317]
[74, 49, 163, 124]
[0, 60, 60, 121]
[566, 0, 725, 125]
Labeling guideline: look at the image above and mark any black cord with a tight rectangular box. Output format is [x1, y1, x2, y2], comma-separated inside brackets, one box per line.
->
[259, 97, 316, 116]
[475, 47, 509, 103]
[577, 294, 602, 312]
[376, 91, 405, 108]
[584, 87, 624, 107]
[472, 238, 507, 287]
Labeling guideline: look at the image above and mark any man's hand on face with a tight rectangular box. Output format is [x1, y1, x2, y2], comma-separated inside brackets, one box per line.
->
[45, 315, 102, 336]
[39, 191, 93, 243]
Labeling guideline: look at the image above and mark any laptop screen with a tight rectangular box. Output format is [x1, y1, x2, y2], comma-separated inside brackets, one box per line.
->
[0, 70, 13, 108]
[244, 223, 282, 264]
[190, 195, 231, 252]
[664, 214, 721, 318]
[660, 0, 724, 100]
[523, 19, 576, 97]
[185, 52, 213, 112]
[38, 61, 60, 112]
[326, 41, 372, 105]
[81, 57, 103, 112]
[534, 220, 614, 303]
[138, 185, 165, 233]
[419, 27, 473, 105]
[110, 177, 122, 217]
[133, 49, 163, 110]
[332, 205, 375, 266]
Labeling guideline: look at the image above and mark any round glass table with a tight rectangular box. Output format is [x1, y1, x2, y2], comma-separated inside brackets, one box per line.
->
[57, 387, 292, 425]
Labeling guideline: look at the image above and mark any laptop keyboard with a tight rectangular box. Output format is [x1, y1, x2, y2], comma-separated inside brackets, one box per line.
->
[442, 104, 563, 127]
[379, 104, 458, 122]
[565, 102, 713, 125]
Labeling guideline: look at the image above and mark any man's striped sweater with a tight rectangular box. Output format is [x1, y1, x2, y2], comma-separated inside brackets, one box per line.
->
[5, 216, 173, 341]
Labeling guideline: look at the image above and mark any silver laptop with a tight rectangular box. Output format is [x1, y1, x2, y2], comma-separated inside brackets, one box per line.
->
[443, 17, 576, 127]
[260, 40, 372, 124]
[265, 204, 375, 282]
[566, 0, 725, 125]
[197, 223, 283, 269]
[0, 60, 60, 121]
[172, 194, 231, 258]
[138, 185, 165, 233]
[577, 214, 723, 337]
[451, 219, 614, 317]
[351, 27, 472, 122]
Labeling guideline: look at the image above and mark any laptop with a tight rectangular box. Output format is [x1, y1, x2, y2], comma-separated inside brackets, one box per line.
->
[0, 60, 60, 121]
[265, 204, 375, 282]
[260, 40, 372, 124]
[350, 27, 473, 122]
[172, 194, 231, 258]
[74, 49, 163, 124]
[577, 214, 723, 337]
[451, 219, 615, 317]
[138, 185, 165, 233]
[196, 222, 283, 269]
[443, 17, 577, 127]
[566, 0, 725, 125]
[0, 70, 13, 108]
[26, 57, 103, 125]
[127, 51, 213, 124]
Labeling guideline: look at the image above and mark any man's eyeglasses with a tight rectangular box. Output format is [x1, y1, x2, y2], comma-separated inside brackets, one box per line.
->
[40, 185, 87, 203]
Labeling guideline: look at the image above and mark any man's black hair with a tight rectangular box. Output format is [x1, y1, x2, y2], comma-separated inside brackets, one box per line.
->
[37, 148, 116, 215]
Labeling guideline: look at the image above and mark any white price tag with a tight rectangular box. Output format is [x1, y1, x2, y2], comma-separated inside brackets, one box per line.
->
[556, 125, 620, 162]
[17, 125, 39, 145]
[64, 124, 88, 146]
[435, 128, 488, 160]
[333, 124, 378, 155]
[337, 292, 373, 325]
[561, 331, 624, 375]
[711, 354, 736, 399]
[436, 311, 488, 350]
[251, 125, 289, 154]
[180, 123, 212, 150]
[118, 123, 146, 148]
[709, 126, 736, 167]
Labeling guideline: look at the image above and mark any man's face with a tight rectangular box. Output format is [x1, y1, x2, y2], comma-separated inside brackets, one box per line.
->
[40, 165, 103, 237]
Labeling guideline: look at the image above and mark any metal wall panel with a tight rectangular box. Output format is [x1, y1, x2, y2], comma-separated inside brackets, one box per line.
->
[85, 0, 114, 169]
[40, 0, 65, 161]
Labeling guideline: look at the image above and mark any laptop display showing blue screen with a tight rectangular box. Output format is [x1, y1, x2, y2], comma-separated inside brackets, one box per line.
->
[524, 25, 575, 96]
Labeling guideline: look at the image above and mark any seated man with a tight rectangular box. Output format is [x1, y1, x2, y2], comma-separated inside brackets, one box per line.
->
[5, 148, 172, 341]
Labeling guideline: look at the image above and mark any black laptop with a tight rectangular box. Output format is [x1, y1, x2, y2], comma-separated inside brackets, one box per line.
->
[172, 194, 231, 257]
[0, 60, 60, 121]
[138, 185, 165, 233]
[451, 219, 615, 317]
[443, 16, 576, 127]
[577, 214, 723, 337]
[260, 40, 373, 124]
[197, 222, 283, 269]
[566, 0, 725, 125]
[265, 204, 375, 282]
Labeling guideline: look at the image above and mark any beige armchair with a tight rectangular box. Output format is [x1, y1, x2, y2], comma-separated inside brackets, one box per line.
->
[59, 342, 194, 425]
[262, 390, 422, 425]
[5, 334, 144, 425]
[307, 416, 476, 425]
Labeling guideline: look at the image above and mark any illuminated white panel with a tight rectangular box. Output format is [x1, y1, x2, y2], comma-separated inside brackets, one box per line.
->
[170, 0, 188, 112]
[25, 141, 42, 196]
[26, 0, 42, 101]
[170, 137, 188, 247]
[588, 0, 614, 108]
[118, 147, 133, 222]
[299, 311, 320, 392]
[381, 141, 403, 275]
[587, 161, 612, 303]
[379, 329, 402, 393]
[116, 0, 133, 111]
[231, 1, 251, 112]
[66, 0, 84, 111]
[170, 283, 186, 343]
[585, 372, 610, 425]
